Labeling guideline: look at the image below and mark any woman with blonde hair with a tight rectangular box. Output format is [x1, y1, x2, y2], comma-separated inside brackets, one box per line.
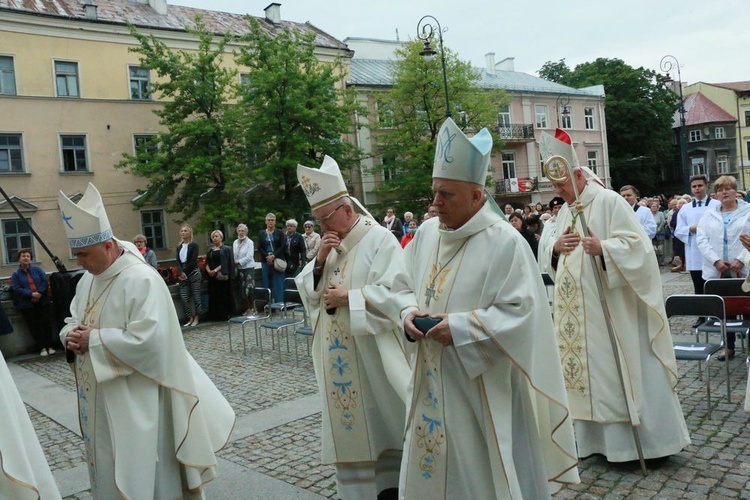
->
[176, 224, 201, 327]
[205, 229, 233, 321]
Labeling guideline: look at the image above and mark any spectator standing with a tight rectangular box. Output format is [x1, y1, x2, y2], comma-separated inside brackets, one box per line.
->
[400, 219, 418, 248]
[508, 212, 539, 259]
[302, 220, 321, 264]
[205, 230, 233, 321]
[258, 213, 287, 303]
[233, 224, 256, 315]
[670, 199, 687, 272]
[176, 224, 201, 327]
[402, 211, 413, 236]
[284, 219, 306, 277]
[675, 175, 714, 297]
[10, 248, 56, 356]
[650, 200, 667, 261]
[381, 207, 402, 240]
[696, 175, 750, 360]
[133, 234, 157, 268]
[503, 204, 514, 216]
[620, 185, 656, 238]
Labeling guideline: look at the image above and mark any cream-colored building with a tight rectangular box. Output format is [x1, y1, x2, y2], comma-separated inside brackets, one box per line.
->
[0, 0, 350, 275]
[683, 81, 750, 188]
[345, 38, 610, 209]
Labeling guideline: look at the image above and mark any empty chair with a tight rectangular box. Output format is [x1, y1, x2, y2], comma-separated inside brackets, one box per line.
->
[227, 287, 271, 354]
[698, 278, 750, 357]
[665, 294, 731, 416]
[258, 287, 304, 362]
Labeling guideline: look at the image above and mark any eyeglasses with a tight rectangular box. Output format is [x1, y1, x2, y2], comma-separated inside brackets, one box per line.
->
[315, 204, 345, 225]
[134, 240, 146, 244]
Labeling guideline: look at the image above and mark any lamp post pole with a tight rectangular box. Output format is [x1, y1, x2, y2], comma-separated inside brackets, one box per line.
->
[660, 55, 688, 190]
[417, 15, 451, 118]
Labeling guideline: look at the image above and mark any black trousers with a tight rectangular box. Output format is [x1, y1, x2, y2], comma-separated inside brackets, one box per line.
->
[690, 270, 706, 295]
[19, 304, 55, 350]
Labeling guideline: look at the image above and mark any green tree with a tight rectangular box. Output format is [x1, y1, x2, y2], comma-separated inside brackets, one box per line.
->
[118, 18, 245, 232]
[538, 58, 678, 193]
[372, 40, 508, 213]
[233, 17, 362, 220]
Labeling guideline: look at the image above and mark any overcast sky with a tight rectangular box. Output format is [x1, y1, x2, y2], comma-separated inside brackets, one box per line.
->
[171, 0, 748, 85]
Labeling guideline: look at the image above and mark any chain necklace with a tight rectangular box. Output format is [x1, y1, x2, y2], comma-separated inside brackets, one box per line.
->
[424, 237, 468, 307]
[82, 277, 117, 327]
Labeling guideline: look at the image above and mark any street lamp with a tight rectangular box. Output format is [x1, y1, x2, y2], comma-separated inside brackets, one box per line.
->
[660, 55, 688, 189]
[417, 15, 451, 118]
[556, 94, 570, 128]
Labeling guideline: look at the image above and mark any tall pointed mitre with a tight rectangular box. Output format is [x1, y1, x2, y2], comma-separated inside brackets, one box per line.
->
[58, 183, 113, 248]
[432, 117, 493, 185]
[297, 155, 349, 211]
[539, 128, 579, 167]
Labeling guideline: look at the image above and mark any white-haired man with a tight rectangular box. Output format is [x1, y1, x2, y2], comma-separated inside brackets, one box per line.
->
[395, 118, 578, 498]
[58, 183, 234, 499]
[539, 129, 690, 463]
[295, 157, 410, 499]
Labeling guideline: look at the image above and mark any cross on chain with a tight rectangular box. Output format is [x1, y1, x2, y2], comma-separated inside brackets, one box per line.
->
[424, 282, 437, 307]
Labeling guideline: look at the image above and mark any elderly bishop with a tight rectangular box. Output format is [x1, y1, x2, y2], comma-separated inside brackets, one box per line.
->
[58, 183, 235, 499]
[396, 118, 579, 498]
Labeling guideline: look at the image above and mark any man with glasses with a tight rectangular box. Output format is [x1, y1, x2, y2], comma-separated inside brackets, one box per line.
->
[295, 156, 410, 500]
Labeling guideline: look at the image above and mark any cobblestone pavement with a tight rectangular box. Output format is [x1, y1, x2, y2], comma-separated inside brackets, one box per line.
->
[15, 269, 750, 499]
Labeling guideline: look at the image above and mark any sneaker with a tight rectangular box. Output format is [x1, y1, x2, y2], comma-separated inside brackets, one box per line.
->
[40, 349, 49, 356]
[716, 349, 735, 361]
[191, 321, 199, 327]
[183, 321, 192, 327]
[47, 348, 56, 355]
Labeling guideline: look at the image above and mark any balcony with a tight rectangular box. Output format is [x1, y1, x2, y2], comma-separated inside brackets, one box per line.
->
[494, 177, 537, 195]
[497, 124, 535, 142]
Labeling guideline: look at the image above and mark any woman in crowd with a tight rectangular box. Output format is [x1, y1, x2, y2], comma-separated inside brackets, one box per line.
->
[133, 234, 157, 268]
[381, 207, 402, 239]
[697, 175, 750, 360]
[508, 212, 538, 260]
[233, 223, 255, 315]
[10, 248, 56, 356]
[670, 199, 687, 272]
[522, 205, 533, 219]
[401, 219, 418, 248]
[258, 213, 287, 303]
[535, 202, 544, 214]
[284, 219, 306, 277]
[302, 220, 321, 265]
[176, 224, 201, 327]
[205, 229, 233, 321]
[650, 200, 667, 261]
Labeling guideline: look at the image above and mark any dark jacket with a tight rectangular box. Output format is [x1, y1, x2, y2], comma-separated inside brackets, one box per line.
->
[176, 241, 200, 274]
[382, 217, 403, 240]
[258, 228, 287, 261]
[10, 265, 50, 309]
[285, 232, 306, 274]
[206, 244, 233, 279]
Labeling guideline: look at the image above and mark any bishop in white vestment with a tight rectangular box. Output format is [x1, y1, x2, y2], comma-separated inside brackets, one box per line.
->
[58, 184, 235, 499]
[295, 157, 411, 499]
[540, 129, 690, 462]
[396, 119, 579, 499]
[0, 355, 61, 499]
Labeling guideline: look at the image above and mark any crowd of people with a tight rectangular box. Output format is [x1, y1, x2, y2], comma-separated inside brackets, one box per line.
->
[4, 121, 750, 499]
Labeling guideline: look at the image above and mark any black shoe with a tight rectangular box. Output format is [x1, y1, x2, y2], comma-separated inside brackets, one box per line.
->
[692, 318, 706, 328]
[716, 349, 735, 362]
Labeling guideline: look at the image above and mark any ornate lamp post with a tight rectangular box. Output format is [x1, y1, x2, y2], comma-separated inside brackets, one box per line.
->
[556, 94, 570, 128]
[660, 55, 688, 189]
[417, 15, 451, 118]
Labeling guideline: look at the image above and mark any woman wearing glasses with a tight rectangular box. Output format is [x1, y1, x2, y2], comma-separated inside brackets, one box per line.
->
[133, 234, 158, 268]
[258, 213, 287, 303]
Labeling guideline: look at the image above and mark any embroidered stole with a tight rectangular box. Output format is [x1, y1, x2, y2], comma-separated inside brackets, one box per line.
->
[316, 216, 377, 463]
[404, 237, 466, 497]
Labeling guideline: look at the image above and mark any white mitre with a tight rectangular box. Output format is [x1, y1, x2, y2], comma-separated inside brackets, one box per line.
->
[539, 128, 579, 167]
[432, 117, 493, 185]
[297, 155, 349, 210]
[58, 183, 113, 248]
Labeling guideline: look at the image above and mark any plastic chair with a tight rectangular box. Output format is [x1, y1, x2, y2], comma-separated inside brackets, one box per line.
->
[665, 294, 731, 415]
[270, 277, 302, 317]
[293, 300, 314, 367]
[258, 287, 304, 362]
[697, 279, 750, 352]
[227, 287, 271, 354]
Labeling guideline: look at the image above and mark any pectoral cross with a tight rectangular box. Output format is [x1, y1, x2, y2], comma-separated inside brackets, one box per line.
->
[424, 281, 437, 307]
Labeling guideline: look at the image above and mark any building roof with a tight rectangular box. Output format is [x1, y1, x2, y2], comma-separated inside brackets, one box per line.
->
[348, 58, 604, 97]
[710, 81, 750, 93]
[0, 0, 348, 51]
[674, 92, 736, 128]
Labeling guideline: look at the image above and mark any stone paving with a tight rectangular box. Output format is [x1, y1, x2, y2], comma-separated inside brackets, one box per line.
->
[12, 268, 750, 498]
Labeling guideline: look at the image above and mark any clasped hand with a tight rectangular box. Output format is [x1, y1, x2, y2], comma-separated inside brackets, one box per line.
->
[404, 312, 453, 346]
[66, 324, 91, 355]
[555, 228, 603, 256]
[323, 280, 348, 309]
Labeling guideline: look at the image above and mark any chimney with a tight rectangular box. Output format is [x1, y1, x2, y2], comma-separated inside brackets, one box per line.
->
[84, 0, 98, 20]
[497, 57, 515, 72]
[149, 0, 167, 15]
[264, 3, 281, 24]
[485, 52, 496, 76]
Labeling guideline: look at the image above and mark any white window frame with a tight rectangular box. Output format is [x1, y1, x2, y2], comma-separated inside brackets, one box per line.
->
[714, 127, 725, 139]
[141, 209, 167, 250]
[587, 150, 599, 174]
[501, 151, 516, 179]
[60, 134, 89, 172]
[584, 107, 595, 130]
[2, 218, 34, 265]
[535, 104, 548, 129]
[0, 133, 24, 173]
[689, 130, 702, 142]
[561, 107, 572, 129]
[54, 60, 80, 98]
[716, 155, 729, 174]
[691, 157, 706, 176]
[129, 65, 150, 100]
[498, 105, 511, 127]
[0, 55, 17, 96]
